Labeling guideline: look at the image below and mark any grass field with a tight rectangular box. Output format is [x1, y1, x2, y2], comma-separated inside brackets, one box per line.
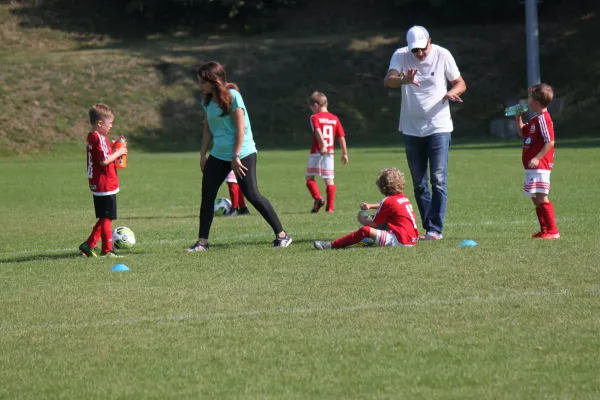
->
[1, 142, 600, 399]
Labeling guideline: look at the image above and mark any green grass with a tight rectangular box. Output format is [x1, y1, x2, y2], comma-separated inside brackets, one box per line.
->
[1, 144, 600, 399]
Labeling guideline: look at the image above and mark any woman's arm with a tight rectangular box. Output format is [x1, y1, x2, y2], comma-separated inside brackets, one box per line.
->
[200, 117, 212, 172]
[231, 107, 248, 177]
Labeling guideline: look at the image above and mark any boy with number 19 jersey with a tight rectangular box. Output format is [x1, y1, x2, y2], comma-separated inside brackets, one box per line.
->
[305, 91, 348, 213]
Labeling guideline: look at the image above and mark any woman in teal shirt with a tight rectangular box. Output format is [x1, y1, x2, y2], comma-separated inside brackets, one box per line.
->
[187, 61, 292, 252]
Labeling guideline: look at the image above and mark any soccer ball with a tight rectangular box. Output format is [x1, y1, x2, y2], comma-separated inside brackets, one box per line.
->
[357, 210, 373, 225]
[214, 197, 232, 216]
[357, 237, 375, 247]
[357, 210, 375, 247]
[113, 226, 136, 249]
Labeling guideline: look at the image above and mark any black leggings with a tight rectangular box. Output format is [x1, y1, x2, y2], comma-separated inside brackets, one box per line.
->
[198, 153, 284, 240]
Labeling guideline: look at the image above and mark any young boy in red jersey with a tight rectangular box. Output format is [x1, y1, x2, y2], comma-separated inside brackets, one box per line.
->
[79, 104, 128, 257]
[222, 171, 250, 216]
[305, 92, 348, 213]
[314, 168, 419, 249]
[515, 83, 559, 239]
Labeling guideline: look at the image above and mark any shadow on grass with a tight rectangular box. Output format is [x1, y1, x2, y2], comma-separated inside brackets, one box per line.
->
[208, 237, 318, 248]
[0, 252, 82, 264]
[125, 215, 198, 220]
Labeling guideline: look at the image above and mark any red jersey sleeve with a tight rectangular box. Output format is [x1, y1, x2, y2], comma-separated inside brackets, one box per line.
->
[539, 112, 554, 142]
[372, 199, 390, 226]
[88, 132, 103, 168]
[310, 114, 322, 133]
[93, 136, 112, 163]
[309, 115, 322, 154]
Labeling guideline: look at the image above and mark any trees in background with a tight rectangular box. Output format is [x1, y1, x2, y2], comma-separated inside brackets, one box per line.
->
[10, 0, 590, 36]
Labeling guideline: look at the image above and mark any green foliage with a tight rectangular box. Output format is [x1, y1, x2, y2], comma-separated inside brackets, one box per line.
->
[2, 1, 599, 154]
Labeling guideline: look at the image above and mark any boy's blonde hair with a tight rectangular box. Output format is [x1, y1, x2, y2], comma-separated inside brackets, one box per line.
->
[307, 91, 328, 107]
[376, 168, 406, 196]
[528, 83, 554, 107]
[89, 104, 115, 126]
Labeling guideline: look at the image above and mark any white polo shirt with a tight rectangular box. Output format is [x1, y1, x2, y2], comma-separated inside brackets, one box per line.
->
[388, 44, 461, 137]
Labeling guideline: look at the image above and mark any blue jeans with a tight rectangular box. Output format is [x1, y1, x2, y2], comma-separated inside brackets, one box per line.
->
[402, 133, 451, 235]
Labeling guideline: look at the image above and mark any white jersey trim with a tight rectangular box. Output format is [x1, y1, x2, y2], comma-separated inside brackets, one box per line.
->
[97, 132, 111, 161]
[93, 188, 120, 196]
[538, 114, 551, 142]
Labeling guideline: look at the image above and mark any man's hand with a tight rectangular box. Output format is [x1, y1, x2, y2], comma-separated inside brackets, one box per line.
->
[341, 153, 348, 164]
[400, 68, 420, 87]
[384, 68, 419, 88]
[442, 92, 463, 103]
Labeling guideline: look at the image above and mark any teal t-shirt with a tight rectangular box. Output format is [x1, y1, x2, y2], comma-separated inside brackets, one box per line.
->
[202, 88, 257, 162]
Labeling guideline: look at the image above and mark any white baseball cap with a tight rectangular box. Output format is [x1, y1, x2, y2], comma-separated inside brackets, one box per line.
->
[407, 25, 429, 50]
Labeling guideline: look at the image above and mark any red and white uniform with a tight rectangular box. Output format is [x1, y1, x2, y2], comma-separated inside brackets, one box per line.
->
[522, 111, 555, 196]
[306, 111, 345, 179]
[225, 171, 237, 183]
[372, 193, 419, 246]
[522, 111, 554, 170]
[87, 131, 119, 196]
[309, 111, 345, 154]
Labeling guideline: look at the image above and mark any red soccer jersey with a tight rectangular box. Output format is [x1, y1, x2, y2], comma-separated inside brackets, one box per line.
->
[309, 111, 345, 154]
[522, 111, 555, 170]
[372, 193, 419, 245]
[86, 131, 119, 195]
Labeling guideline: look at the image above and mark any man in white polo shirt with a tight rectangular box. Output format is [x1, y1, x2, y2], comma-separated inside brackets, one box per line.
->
[384, 25, 466, 240]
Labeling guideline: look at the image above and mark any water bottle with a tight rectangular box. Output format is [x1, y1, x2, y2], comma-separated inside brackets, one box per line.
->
[504, 104, 529, 117]
[357, 210, 374, 247]
[115, 136, 127, 169]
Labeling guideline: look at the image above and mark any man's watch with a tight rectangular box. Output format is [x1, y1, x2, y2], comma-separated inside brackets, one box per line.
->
[232, 152, 240, 159]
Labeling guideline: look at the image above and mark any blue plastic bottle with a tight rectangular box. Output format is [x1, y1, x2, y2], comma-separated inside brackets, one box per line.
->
[504, 104, 529, 117]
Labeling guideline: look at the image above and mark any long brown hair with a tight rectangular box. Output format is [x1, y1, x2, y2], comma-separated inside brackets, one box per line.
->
[197, 61, 240, 116]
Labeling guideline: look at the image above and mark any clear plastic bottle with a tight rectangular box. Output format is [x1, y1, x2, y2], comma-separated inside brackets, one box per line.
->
[504, 104, 529, 117]
[115, 136, 127, 169]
